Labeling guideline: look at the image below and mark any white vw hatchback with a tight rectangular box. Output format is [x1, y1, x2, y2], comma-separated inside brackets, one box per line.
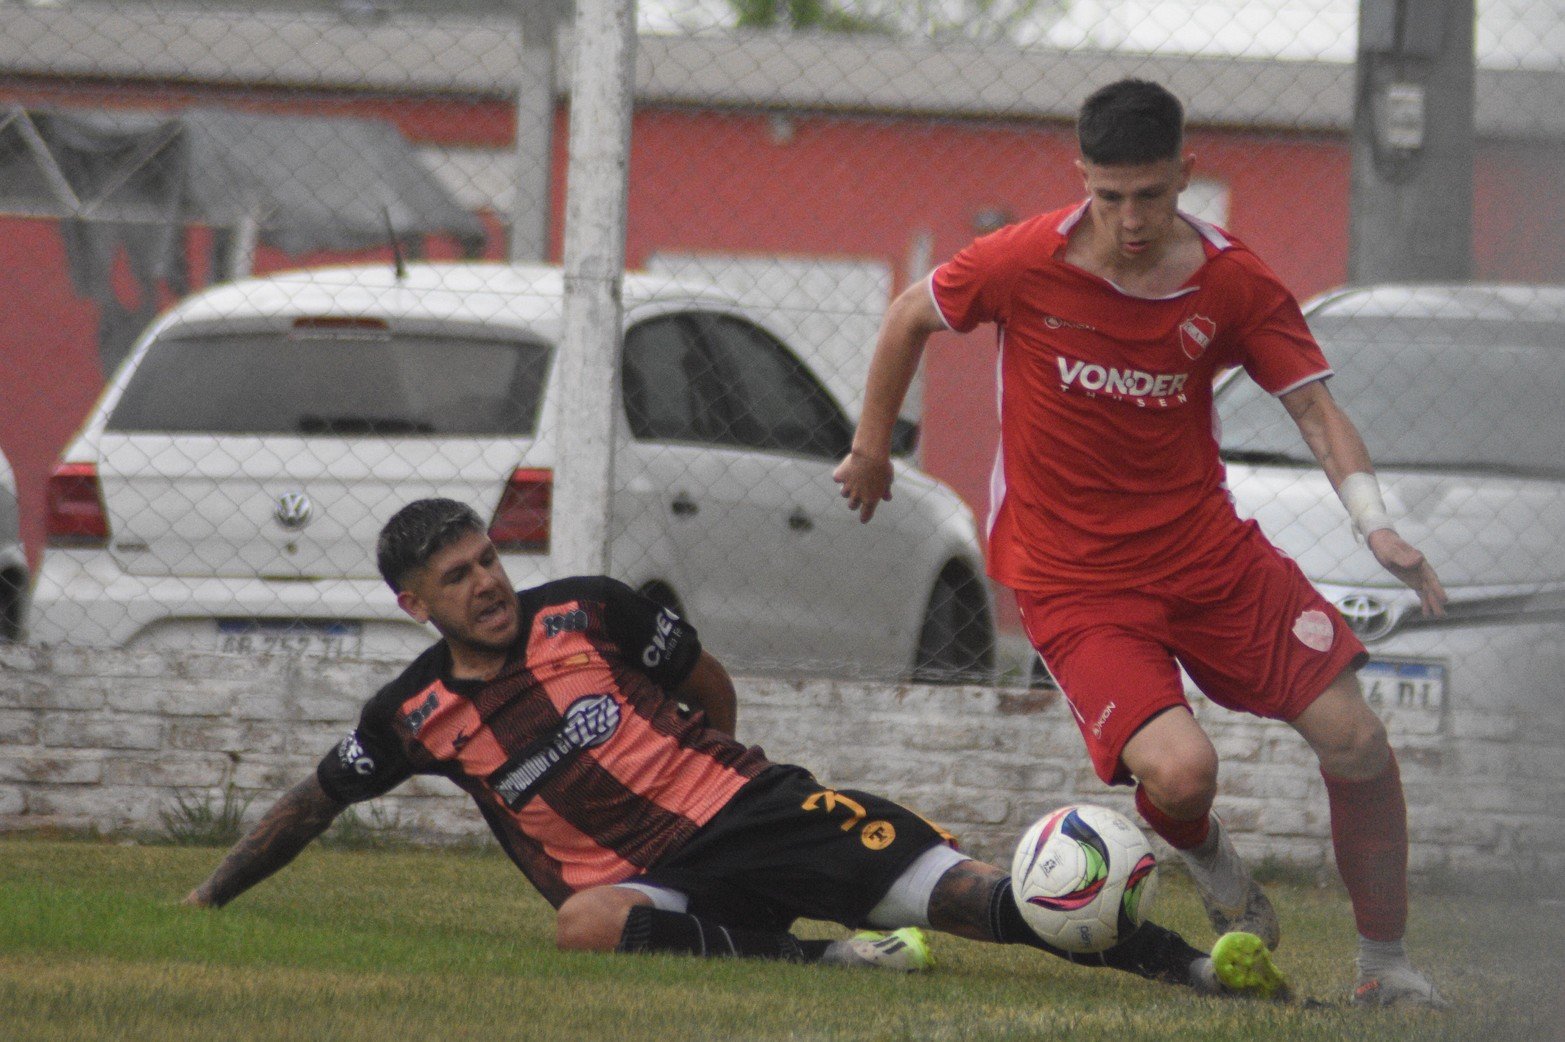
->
[29, 263, 994, 682]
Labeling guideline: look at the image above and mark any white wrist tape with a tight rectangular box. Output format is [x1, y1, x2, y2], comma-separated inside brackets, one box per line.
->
[1337, 472, 1396, 537]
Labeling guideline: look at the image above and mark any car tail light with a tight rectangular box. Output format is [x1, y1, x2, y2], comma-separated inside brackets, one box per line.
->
[46, 461, 110, 547]
[489, 468, 551, 553]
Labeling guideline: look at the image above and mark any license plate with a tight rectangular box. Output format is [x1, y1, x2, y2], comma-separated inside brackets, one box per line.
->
[1361, 657, 1446, 711]
[215, 619, 364, 659]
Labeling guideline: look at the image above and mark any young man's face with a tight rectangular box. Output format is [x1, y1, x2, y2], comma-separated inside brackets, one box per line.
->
[1076, 155, 1194, 262]
[395, 528, 520, 653]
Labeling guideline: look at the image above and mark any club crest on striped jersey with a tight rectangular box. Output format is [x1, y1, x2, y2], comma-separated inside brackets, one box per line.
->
[562, 693, 621, 749]
[488, 694, 622, 809]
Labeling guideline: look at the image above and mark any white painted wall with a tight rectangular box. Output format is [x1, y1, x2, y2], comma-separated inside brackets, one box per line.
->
[2, 643, 1561, 881]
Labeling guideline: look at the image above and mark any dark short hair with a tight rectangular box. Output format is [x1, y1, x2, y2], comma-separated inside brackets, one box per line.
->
[376, 498, 486, 592]
[1077, 79, 1184, 166]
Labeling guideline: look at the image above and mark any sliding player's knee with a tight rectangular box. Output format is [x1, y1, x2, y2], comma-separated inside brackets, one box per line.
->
[555, 890, 633, 952]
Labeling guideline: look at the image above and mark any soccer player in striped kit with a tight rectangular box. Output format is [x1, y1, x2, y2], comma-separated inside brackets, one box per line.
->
[184, 497, 1286, 1001]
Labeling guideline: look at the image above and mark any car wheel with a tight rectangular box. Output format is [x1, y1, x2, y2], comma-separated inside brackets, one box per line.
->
[912, 562, 995, 685]
[0, 569, 25, 642]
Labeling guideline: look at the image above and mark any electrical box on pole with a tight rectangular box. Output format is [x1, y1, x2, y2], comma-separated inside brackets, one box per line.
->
[1349, 0, 1476, 283]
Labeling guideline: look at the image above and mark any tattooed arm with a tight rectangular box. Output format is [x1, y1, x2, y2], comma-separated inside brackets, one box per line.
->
[183, 775, 346, 908]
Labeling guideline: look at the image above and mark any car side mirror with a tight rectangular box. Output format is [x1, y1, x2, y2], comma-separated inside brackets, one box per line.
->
[890, 417, 920, 458]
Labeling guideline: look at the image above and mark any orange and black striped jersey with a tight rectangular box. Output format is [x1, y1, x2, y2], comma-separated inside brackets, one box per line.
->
[317, 576, 772, 907]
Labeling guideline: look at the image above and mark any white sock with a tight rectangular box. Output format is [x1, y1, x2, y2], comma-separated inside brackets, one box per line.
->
[1356, 935, 1411, 976]
[1189, 956, 1220, 993]
[1181, 816, 1251, 908]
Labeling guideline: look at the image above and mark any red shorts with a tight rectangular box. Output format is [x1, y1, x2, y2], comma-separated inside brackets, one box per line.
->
[1015, 520, 1367, 786]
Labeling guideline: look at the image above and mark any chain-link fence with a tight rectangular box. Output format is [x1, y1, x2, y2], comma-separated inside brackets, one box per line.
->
[1, 1, 1562, 706]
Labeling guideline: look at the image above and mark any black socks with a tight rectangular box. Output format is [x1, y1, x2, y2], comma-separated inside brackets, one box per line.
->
[617, 905, 832, 962]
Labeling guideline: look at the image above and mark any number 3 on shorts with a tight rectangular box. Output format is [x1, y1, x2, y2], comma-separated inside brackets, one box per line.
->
[801, 789, 866, 831]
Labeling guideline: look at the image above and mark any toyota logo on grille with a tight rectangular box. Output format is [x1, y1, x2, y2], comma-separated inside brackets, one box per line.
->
[274, 492, 314, 530]
[1335, 593, 1396, 642]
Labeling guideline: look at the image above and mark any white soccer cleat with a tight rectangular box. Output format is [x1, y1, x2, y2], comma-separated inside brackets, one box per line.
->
[1353, 964, 1447, 1009]
[823, 927, 935, 972]
[1193, 876, 1281, 952]
[1182, 819, 1281, 951]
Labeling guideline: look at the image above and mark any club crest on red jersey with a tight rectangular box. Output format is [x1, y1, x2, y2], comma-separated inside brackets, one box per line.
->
[1178, 314, 1216, 360]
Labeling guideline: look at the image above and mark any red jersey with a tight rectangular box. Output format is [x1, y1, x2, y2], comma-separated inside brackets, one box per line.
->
[931, 201, 1331, 590]
[317, 576, 771, 907]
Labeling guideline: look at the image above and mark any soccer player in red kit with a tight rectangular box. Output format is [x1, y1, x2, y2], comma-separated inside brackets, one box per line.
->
[834, 79, 1448, 1008]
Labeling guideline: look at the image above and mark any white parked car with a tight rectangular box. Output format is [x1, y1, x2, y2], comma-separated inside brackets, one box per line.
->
[0, 445, 28, 640]
[1217, 283, 1565, 717]
[29, 263, 994, 682]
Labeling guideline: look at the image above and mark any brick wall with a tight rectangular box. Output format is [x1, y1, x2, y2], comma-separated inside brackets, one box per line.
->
[2, 642, 1562, 880]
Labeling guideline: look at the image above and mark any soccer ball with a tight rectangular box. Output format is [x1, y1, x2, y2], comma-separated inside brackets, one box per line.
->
[1010, 803, 1159, 953]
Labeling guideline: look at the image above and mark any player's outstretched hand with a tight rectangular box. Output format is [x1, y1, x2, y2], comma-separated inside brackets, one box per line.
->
[832, 449, 894, 523]
[1367, 529, 1448, 618]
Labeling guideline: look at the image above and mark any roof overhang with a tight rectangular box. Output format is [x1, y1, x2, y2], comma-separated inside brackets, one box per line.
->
[0, 104, 485, 253]
[1, 5, 1563, 140]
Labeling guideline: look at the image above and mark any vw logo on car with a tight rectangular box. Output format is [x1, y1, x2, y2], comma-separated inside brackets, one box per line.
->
[274, 492, 314, 531]
[1334, 593, 1397, 642]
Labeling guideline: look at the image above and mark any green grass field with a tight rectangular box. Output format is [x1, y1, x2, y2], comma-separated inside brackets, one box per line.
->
[2, 836, 1561, 1042]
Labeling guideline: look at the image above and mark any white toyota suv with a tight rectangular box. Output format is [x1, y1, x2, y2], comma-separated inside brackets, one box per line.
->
[1218, 283, 1565, 718]
[29, 263, 994, 682]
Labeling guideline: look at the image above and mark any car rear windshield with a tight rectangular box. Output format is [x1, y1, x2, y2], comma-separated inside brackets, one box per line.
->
[1219, 315, 1565, 478]
[106, 329, 551, 436]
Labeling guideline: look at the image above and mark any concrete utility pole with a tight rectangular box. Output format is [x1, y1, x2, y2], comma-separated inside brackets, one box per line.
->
[1348, 0, 1476, 283]
[549, 0, 637, 575]
[510, 0, 571, 262]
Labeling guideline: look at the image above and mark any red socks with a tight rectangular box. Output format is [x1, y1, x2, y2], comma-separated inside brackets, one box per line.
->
[1323, 753, 1409, 942]
[1134, 783, 1211, 850]
[1134, 754, 1409, 943]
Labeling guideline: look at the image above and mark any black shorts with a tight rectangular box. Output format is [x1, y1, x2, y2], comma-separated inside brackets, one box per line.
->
[635, 765, 953, 932]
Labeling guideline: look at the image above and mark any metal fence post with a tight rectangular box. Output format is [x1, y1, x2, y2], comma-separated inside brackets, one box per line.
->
[550, 0, 637, 576]
[510, 0, 568, 263]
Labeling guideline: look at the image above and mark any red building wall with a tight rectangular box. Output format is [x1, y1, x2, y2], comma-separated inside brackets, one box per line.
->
[2, 84, 1556, 609]
[619, 107, 1356, 559]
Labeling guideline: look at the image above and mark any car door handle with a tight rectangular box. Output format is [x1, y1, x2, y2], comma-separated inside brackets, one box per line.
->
[670, 494, 699, 517]
[787, 510, 814, 533]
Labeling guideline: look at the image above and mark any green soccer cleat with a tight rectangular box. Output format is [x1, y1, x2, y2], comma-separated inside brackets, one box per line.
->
[1210, 930, 1292, 1001]
[825, 927, 936, 972]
